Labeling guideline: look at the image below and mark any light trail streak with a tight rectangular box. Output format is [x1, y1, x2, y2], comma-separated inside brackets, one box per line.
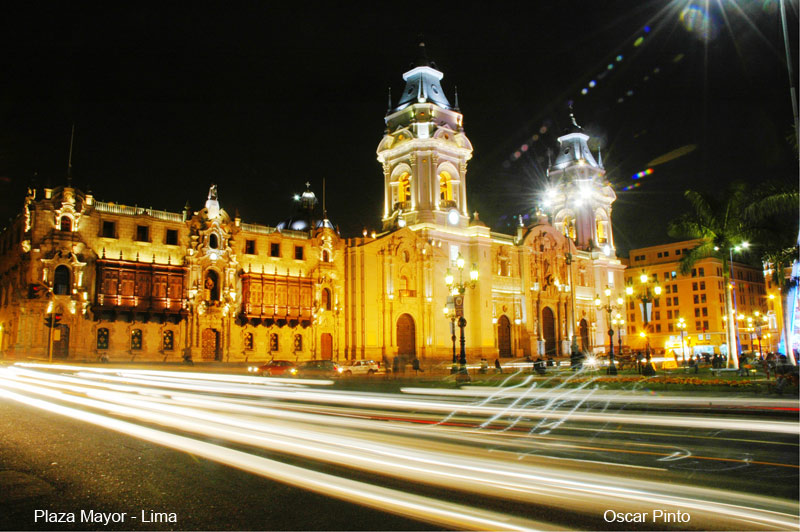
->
[0, 379, 557, 531]
[1, 365, 798, 531]
[18, 366, 794, 435]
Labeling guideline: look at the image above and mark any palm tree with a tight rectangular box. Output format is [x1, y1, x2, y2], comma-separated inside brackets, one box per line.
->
[668, 181, 798, 369]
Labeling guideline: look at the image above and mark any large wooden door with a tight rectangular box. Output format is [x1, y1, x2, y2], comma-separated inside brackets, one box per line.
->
[497, 315, 512, 357]
[53, 325, 69, 359]
[542, 307, 556, 356]
[320, 333, 332, 360]
[396, 314, 415, 358]
[579, 319, 590, 352]
[202, 328, 220, 360]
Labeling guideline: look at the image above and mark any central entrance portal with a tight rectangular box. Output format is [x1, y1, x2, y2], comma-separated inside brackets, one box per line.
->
[396, 314, 416, 360]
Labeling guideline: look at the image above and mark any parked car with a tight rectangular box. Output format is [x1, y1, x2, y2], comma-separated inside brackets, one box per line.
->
[294, 359, 344, 379]
[342, 359, 380, 376]
[250, 359, 298, 377]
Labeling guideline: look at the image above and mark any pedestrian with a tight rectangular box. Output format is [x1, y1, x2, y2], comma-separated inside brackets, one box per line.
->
[494, 358, 502, 374]
[412, 357, 422, 375]
[534, 357, 546, 375]
[392, 356, 399, 377]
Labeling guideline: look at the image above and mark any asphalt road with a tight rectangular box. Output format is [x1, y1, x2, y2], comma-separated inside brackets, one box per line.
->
[0, 399, 442, 531]
[0, 363, 798, 531]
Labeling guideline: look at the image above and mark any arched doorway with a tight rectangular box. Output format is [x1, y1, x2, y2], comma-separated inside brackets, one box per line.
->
[53, 265, 71, 296]
[205, 270, 219, 301]
[579, 319, 590, 352]
[542, 307, 556, 356]
[320, 333, 332, 360]
[396, 314, 416, 360]
[202, 328, 220, 360]
[497, 315, 512, 357]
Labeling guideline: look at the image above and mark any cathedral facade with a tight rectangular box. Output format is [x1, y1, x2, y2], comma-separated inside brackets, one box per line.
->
[0, 46, 625, 364]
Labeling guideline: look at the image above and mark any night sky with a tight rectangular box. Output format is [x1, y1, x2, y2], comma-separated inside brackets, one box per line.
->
[0, 1, 797, 255]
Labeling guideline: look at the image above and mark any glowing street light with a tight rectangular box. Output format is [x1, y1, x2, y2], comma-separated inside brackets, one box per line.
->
[595, 286, 623, 375]
[445, 253, 479, 378]
[626, 272, 661, 375]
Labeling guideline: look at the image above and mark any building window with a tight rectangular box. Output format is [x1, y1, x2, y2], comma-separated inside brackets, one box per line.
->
[695, 308, 700, 317]
[673, 297, 679, 305]
[439, 171, 454, 202]
[321, 288, 331, 311]
[293, 334, 303, 352]
[668, 323, 674, 332]
[654, 311, 660, 320]
[695, 321, 701, 331]
[655, 324, 662, 332]
[53, 265, 71, 295]
[657, 252, 663, 258]
[692, 282, 698, 291]
[666, 298, 671, 306]
[667, 310, 673, 319]
[269, 333, 279, 352]
[691, 268, 697, 278]
[699, 281, 705, 290]
[209, 233, 219, 249]
[671, 271, 677, 279]
[102, 221, 116, 238]
[245, 239, 256, 255]
[398, 172, 411, 203]
[703, 320, 709, 330]
[244, 332, 254, 351]
[675, 249, 681, 255]
[270, 242, 280, 257]
[699, 267, 705, 277]
[131, 329, 143, 350]
[700, 294, 706, 303]
[653, 299, 660, 308]
[165, 229, 179, 246]
[136, 225, 150, 242]
[294, 246, 304, 260]
[693, 294, 699, 304]
[97, 328, 109, 350]
[664, 251, 669, 257]
[59, 216, 72, 232]
[702, 307, 708, 316]
[163, 330, 174, 351]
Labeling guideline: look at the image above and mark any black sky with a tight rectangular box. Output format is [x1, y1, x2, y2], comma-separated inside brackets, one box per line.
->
[0, 1, 797, 255]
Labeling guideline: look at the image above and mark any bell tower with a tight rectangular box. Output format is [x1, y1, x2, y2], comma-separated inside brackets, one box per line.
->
[377, 42, 473, 231]
[547, 111, 617, 255]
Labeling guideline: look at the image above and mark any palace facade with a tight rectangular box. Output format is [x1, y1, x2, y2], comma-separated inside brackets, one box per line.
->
[0, 45, 625, 364]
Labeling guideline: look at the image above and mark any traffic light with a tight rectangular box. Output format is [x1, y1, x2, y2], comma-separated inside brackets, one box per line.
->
[28, 284, 43, 299]
[44, 314, 62, 328]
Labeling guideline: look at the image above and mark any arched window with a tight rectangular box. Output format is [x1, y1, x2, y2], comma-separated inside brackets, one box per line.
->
[398, 172, 411, 204]
[244, 332, 254, 351]
[97, 328, 109, 350]
[269, 333, 279, 352]
[209, 234, 219, 249]
[596, 216, 608, 244]
[162, 330, 174, 351]
[321, 288, 331, 311]
[562, 215, 576, 240]
[205, 270, 220, 301]
[131, 329, 143, 351]
[59, 216, 72, 232]
[322, 249, 330, 263]
[439, 171, 453, 202]
[53, 265, 71, 295]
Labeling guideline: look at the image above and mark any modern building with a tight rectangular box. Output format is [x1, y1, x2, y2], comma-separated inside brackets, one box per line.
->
[623, 240, 768, 359]
[0, 44, 625, 364]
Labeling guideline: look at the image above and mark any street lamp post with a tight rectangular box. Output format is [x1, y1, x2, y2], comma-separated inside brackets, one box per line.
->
[445, 253, 479, 380]
[565, 252, 580, 365]
[594, 287, 623, 375]
[612, 313, 625, 358]
[443, 301, 457, 374]
[677, 317, 687, 366]
[626, 273, 661, 375]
